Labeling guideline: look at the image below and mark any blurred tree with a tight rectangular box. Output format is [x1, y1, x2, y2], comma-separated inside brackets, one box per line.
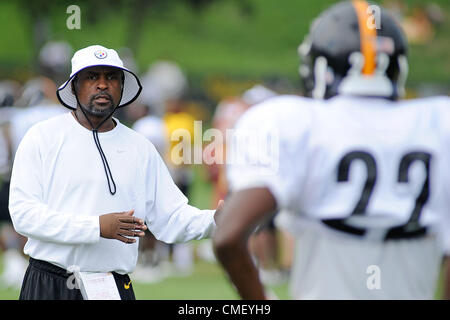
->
[183, 0, 254, 17]
[126, 0, 231, 53]
[15, 0, 56, 70]
[16, 0, 124, 72]
[127, 0, 154, 54]
[15, 0, 254, 72]
[184, 0, 217, 12]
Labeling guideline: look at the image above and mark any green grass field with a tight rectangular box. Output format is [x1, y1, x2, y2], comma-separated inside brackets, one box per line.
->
[133, 253, 290, 300]
[0, 246, 290, 300]
[0, 242, 446, 300]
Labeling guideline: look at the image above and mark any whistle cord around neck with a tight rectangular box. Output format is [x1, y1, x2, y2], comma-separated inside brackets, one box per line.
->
[74, 99, 118, 195]
[92, 128, 117, 195]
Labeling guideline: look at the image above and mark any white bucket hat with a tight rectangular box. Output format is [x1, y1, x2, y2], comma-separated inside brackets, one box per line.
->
[56, 45, 142, 110]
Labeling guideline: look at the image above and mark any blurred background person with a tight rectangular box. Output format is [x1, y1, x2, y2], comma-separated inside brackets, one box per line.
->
[131, 97, 169, 283]
[241, 85, 291, 286]
[0, 42, 70, 289]
[0, 80, 24, 289]
[197, 95, 250, 264]
[201, 84, 292, 285]
[38, 41, 73, 86]
[0, 78, 66, 289]
[132, 60, 196, 279]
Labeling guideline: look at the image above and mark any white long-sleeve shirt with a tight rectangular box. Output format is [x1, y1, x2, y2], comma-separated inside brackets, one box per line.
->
[9, 112, 216, 274]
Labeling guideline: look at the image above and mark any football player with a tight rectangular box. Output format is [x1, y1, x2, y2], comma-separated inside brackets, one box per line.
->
[213, 0, 450, 299]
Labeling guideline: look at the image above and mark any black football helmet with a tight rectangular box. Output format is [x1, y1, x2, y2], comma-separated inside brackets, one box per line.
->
[298, 0, 408, 100]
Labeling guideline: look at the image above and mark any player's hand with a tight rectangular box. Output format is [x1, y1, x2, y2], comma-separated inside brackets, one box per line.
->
[99, 210, 147, 244]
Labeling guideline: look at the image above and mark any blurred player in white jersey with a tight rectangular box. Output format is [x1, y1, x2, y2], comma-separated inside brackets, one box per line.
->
[131, 99, 169, 282]
[213, 0, 450, 299]
[0, 77, 66, 289]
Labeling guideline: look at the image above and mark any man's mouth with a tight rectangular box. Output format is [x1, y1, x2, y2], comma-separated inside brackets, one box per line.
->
[93, 95, 111, 104]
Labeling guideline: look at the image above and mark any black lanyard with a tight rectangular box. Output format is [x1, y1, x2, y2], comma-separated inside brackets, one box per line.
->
[72, 100, 119, 196]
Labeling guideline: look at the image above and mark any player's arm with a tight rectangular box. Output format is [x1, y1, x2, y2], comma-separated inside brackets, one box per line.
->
[213, 187, 277, 300]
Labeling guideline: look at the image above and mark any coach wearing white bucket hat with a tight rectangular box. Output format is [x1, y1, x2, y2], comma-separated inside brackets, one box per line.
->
[57, 45, 141, 111]
[9, 45, 220, 300]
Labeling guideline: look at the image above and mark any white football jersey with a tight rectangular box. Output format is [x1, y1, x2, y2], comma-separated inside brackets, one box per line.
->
[227, 94, 450, 299]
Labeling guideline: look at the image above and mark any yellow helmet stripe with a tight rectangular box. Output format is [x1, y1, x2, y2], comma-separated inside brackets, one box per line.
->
[352, 0, 378, 75]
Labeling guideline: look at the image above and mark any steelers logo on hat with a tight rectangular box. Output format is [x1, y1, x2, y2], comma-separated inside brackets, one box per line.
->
[94, 50, 107, 59]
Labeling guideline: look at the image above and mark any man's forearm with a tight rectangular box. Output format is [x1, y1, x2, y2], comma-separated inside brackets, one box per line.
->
[215, 239, 266, 300]
[9, 201, 100, 244]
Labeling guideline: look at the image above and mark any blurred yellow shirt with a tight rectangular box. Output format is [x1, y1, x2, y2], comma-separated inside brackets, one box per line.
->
[163, 111, 196, 166]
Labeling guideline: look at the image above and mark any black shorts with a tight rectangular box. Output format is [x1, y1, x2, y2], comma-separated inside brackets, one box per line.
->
[20, 257, 136, 300]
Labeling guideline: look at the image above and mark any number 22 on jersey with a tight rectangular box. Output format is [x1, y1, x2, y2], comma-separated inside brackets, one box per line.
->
[322, 150, 431, 240]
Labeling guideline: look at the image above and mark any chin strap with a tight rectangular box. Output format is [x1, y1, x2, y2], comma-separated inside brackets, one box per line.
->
[74, 93, 121, 196]
[92, 125, 117, 195]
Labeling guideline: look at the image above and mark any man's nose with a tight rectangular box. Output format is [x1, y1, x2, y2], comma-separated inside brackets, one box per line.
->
[96, 76, 108, 90]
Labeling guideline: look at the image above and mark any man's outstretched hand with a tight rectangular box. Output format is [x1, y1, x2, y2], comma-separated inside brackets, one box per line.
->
[99, 210, 147, 244]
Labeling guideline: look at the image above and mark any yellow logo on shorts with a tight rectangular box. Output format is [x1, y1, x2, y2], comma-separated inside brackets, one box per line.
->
[124, 280, 132, 290]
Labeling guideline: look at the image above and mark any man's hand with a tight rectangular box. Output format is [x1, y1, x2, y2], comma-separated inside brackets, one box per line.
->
[99, 210, 147, 244]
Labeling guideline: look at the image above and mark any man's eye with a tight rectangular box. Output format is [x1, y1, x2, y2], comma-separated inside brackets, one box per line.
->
[107, 74, 118, 80]
[88, 75, 97, 80]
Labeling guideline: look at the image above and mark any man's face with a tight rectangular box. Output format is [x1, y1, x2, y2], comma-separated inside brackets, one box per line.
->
[73, 66, 124, 118]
